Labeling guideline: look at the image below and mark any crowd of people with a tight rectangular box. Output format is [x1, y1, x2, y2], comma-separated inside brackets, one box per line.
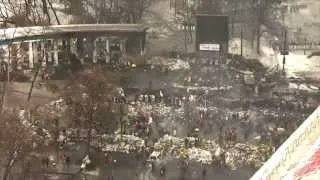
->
[28, 51, 320, 180]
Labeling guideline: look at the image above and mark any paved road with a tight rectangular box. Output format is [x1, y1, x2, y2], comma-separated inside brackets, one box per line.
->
[146, 160, 254, 180]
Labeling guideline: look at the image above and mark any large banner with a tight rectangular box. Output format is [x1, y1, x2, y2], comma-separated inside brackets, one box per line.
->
[195, 15, 229, 52]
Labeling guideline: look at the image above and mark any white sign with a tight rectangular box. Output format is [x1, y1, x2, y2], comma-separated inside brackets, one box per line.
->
[199, 44, 220, 51]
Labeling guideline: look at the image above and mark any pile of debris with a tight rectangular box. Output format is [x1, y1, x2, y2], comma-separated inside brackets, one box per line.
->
[18, 109, 52, 142]
[150, 135, 214, 164]
[201, 139, 220, 150]
[224, 143, 273, 169]
[149, 135, 272, 169]
[94, 134, 146, 154]
[36, 98, 67, 118]
[188, 147, 213, 164]
[128, 102, 184, 124]
[147, 56, 190, 71]
[128, 102, 172, 117]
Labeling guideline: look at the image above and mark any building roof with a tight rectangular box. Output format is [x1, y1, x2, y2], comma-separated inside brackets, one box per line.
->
[0, 24, 148, 43]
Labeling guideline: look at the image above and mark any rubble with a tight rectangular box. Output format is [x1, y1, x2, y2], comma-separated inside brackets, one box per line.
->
[147, 56, 190, 71]
[128, 102, 182, 124]
[187, 147, 212, 164]
[172, 83, 233, 92]
[35, 96, 277, 171]
[148, 135, 271, 169]
[224, 143, 272, 169]
[37, 98, 67, 117]
[150, 135, 215, 164]
[96, 134, 146, 154]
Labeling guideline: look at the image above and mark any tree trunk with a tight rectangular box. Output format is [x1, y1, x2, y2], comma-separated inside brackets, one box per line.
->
[86, 126, 92, 154]
[2, 167, 10, 180]
[120, 116, 124, 140]
[55, 119, 60, 163]
[2, 154, 15, 180]
[86, 110, 94, 154]
[251, 28, 255, 49]
[47, 0, 61, 25]
[1, 63, 9, 113]
[189, 25, 193, 42]
[41, 0, 51, 24]
[27, 43, 45, 105]
[26, 65, 41, 104]
[257, 26, 261, 55]
[1, 48, 11, 113]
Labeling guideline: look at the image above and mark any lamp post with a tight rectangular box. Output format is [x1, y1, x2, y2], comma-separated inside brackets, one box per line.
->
[304, 37, 307, 55]
[281, 30, 288, 72]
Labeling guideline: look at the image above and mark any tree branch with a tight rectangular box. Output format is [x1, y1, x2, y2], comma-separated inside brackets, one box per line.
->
[47, 0, 61, 25]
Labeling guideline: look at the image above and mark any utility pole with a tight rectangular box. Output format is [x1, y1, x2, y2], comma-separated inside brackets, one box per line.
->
[304, 37, 307, 55]
[280, 5, 287, 73]
[282, 30, 288, 72]
[184, 0, 188, 56]
[184, 22, 187, 56]
[232, 0, 237, 36]
[240, 25, 243, 57]
[174, 0, 177, 16]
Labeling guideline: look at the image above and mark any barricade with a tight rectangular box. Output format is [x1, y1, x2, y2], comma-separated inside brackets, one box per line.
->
[250, 106, 320, 180]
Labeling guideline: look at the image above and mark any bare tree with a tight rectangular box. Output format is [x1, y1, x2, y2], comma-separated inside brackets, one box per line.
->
[62, 68, 122, 153]
[0, 111, 41, 180]
[239, 0, 283, 54]
[0, 0, 60, 26]
[0, 0, 59, 111]
[119, 0, 153, 23]
[61, 0, 154, 24]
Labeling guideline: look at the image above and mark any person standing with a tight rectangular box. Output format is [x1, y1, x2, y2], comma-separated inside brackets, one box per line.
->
[160, 165, 166, 176]
[42, 66, 49, 80]
[202, 166, 207, 180]
[65, 155, 70, 168]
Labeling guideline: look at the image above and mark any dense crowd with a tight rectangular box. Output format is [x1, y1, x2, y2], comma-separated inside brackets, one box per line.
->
[20, 54, 319, 179]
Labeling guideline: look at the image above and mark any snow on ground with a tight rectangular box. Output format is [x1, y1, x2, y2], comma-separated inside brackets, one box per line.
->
[277, 53, 318, 75]
[257, 37, 320, 83]
[288, 82, 320, 93]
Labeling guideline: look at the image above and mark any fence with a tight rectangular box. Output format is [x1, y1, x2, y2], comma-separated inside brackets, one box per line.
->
[250, 106, 320, 180]
[289, 44, 320, 51]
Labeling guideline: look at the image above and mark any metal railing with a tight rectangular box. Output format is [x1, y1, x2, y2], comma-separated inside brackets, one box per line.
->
[250, 106, 320, 180]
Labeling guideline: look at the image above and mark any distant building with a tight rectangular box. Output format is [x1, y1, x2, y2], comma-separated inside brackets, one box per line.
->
[0, 24, 148, 68]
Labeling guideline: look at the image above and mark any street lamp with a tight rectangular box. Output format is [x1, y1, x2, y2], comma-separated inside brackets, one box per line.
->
[281, 30, 288, 72]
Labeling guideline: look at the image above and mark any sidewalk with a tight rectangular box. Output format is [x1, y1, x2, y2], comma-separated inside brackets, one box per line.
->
[44, 163, 80, 174]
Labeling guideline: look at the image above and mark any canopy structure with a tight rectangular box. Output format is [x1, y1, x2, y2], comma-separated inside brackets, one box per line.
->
[0, 24, 148, 45]
[0, 24, 148, 68]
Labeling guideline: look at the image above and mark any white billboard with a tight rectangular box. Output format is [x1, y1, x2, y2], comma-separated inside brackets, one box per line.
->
[199, 44, 220, 51]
